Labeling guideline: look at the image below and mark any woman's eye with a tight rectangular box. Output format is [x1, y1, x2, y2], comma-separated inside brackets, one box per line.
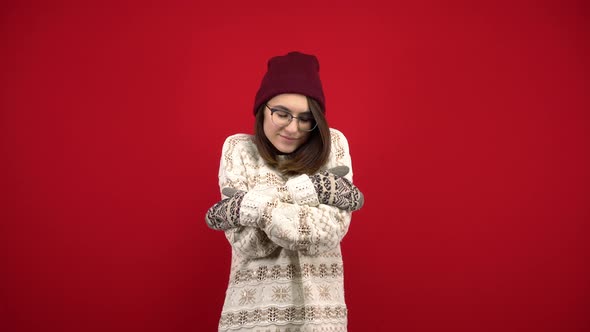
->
[275, 111, 290, 118]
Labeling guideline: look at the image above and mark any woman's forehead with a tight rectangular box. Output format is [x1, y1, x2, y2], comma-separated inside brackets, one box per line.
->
[267, 93, 309, 112]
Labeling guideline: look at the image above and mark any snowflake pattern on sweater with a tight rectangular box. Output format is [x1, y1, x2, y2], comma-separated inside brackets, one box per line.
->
[215, 129, 356, 332]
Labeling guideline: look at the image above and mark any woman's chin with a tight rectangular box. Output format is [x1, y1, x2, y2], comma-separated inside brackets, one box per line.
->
[276, 147, 296, 154]
[272, 142, 298, 154]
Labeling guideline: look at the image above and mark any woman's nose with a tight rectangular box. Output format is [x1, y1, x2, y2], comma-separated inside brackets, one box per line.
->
[284, 119, 299, 133]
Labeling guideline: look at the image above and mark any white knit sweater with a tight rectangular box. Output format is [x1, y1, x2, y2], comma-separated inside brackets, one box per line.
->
[216, 128, 356, 332]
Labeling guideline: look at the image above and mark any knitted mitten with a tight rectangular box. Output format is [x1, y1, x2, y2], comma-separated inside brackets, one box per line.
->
[310, 166, 364, 211]
[206, 187, 277, 230]
[205, 191, 246, 230]
[282, 166, 364, 211]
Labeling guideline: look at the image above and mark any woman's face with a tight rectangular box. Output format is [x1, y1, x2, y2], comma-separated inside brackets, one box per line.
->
[263, 93, 312, 154]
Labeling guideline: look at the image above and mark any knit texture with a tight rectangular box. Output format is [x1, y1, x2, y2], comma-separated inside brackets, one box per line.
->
[215, 129, 355, 331]
[253, 51, 325, 115]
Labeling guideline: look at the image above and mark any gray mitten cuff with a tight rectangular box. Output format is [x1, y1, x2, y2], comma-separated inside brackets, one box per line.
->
[285, 174, 320, 207]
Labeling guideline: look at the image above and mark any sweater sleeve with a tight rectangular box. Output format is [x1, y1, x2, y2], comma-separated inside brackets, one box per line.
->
[217, 135, 280, 259]
[260, 201, 352, 256]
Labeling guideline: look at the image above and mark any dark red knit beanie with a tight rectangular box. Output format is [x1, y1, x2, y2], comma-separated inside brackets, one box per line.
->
[253, 51, 325, 115]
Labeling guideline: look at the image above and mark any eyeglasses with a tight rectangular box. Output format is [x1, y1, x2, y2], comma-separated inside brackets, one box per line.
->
[265, 104, 318, 132]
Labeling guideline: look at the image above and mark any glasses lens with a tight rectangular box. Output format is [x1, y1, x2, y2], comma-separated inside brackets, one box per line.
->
[271, 109, 291, 127]
[297, 117, 316, 131]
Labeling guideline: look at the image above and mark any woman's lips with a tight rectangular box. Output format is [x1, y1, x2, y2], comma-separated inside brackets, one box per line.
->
[280, 135, 299, 141]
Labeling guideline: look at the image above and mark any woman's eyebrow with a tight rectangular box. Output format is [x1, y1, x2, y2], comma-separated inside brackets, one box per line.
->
[270, 105, 290, 110]
[272, 105, 312, 114]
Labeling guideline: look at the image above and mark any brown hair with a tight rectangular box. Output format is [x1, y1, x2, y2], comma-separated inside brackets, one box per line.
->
[254, 97, 331, 176]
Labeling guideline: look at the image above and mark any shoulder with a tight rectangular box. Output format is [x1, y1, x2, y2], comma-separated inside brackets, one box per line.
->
[325, 128, 353, 174]
[222, 133, 255, 152]
[329, 128, 350, 154]
[329, 127, 346, 138]
[221, 133, 259, 161]
[329, 127, 349, 142]
[223, 133, 254, 146]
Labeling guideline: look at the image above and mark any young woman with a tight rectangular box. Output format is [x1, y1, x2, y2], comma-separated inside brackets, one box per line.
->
[206, 51, 364, 331]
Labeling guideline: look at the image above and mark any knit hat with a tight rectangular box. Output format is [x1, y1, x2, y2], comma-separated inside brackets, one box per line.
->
[253, 51, 325, 115]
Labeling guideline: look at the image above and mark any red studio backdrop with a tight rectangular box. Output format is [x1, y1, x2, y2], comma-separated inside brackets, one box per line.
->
[1, 1, 589, 331]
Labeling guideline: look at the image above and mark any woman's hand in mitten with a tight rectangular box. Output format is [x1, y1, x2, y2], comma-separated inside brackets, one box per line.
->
[205, 186, 279, 230]
[310, 166, 365, 211]
[205, 190, 246, 230]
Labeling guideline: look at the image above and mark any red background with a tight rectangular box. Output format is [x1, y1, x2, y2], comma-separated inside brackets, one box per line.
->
[1, 1, 589, 331]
